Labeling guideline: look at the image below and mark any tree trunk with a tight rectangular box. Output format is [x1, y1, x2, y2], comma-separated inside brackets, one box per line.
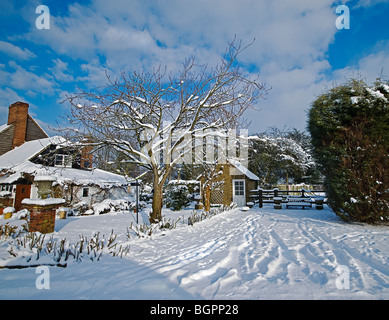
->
[150, 165, 172, 224]
[150, 183, 163, 224]
[204, 184, 211, 212]
[264, 169, 272, 184]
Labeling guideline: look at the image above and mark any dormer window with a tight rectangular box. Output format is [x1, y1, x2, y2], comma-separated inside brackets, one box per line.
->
[54, 154, 72, 168]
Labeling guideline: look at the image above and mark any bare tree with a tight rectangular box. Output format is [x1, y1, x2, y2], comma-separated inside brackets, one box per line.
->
[64, 40, 268, 223]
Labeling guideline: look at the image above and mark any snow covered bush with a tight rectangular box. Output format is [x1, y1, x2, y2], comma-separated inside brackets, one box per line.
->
[127, 217, 182, 238]
[187, 210, 210, 226]
[92, 199, 138, 215]
[308, 78, 389, 223]
[71, 201, 89, 215]
[71, 199, 143, 215]
[188, 203, 237, 226]
[6, 230, 130, 266]
[165, 185, 191, 211]
[0, 223, 21, 239]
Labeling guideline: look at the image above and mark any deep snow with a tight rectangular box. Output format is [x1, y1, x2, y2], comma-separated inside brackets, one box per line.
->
[1, 204, 389, 300]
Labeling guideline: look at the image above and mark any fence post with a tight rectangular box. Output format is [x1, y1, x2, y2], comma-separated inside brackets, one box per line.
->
[258, 189, 263, 208]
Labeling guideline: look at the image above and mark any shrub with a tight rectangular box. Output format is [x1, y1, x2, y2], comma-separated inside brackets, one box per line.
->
[0, 223, 20, 239]
[165, 185, 191, 211]
[308, 78, 389, 223]
[7, 230, 130, 266]
[127, 217, 182, 238]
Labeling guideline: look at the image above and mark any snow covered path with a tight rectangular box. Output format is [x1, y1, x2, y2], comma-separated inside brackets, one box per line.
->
[1, 206, 389, 299]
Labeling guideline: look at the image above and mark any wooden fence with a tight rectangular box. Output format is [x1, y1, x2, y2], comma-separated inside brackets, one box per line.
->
[249, 188, 326, 208]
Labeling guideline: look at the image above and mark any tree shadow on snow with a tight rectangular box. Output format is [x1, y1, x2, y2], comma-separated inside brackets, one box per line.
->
[0, 251, 200, 300]
[54, 216, 78, 231]
[262, 204, 344, 225]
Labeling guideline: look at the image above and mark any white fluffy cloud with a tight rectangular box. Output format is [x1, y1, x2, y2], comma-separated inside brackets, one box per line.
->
[48, 58, 74, 82]
[333, 44, 389, 83]
[25, 1, 337, 69]
[1, 61, 54, 96]
[0, 41, 36, 60]
[3, 0, 389, 132]
[26, 1, 338, 129]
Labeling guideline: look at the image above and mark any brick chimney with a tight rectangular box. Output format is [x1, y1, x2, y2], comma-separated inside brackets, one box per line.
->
[8, 101, 29, 148]
[80, 137, 93, 169]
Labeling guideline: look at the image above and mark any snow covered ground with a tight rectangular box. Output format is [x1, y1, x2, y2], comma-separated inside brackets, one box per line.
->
[1, 203, 389, 300]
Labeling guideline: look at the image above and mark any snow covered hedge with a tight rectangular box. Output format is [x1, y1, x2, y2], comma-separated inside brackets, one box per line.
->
[308, 78, 389, 223]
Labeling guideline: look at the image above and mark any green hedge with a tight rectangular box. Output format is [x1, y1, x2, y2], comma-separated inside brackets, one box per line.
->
[308, 79, 389, 223]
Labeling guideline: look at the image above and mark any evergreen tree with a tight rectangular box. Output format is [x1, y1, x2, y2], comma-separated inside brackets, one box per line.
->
[249, 128, 318, 186]
[165, 185, 191, 211]
[308, 78, 389, 223]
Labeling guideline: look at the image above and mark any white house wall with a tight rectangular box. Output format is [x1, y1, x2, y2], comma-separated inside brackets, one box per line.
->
[70, 185, 129, 207]
[30, 184, 38, 199]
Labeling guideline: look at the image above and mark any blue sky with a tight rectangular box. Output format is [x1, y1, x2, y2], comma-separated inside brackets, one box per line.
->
[0, 0, 388, 135]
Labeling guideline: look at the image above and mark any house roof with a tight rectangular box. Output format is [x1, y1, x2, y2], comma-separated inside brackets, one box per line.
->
[0, 136, 66, 169]
[228, 159, 259, 181]
[0, 161, 128, 187]
[0, 135, 128, 188]
[0, 124, 11, 134]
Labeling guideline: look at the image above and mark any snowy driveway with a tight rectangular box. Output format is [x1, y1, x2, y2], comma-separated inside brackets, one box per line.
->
[1, 206, 389, 299]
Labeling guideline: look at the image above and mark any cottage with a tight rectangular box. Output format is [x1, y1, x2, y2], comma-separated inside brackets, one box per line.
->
[0, 102, 129, 212]
[201, 159, 259, 207]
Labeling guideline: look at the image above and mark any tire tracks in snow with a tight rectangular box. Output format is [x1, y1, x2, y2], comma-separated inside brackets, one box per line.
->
[124, 210, 247, 298]
[150, 211, 273, 298]
[125, 209, 389, 299]
[310, 227, 389, 292]
[178, 213, 262, 298]
[295, 218, 389, 292]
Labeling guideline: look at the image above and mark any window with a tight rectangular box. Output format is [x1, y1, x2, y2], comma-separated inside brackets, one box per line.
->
[54, 154, 72, 167]
[234, 180, 244, 196]
[82, 187, 89, 198]
[0, 185, 13, 192]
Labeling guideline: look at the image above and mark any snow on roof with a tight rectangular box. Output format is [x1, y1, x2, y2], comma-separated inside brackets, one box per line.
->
[0, 136, 66, 169]
[228, 159, 259, 181]
[0, 160, 128, 187]
[0, 123, 11, 134]
[0, 135, 128, 188]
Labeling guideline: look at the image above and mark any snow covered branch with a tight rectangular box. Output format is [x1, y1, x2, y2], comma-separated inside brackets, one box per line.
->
[64, 39, 269, 222]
